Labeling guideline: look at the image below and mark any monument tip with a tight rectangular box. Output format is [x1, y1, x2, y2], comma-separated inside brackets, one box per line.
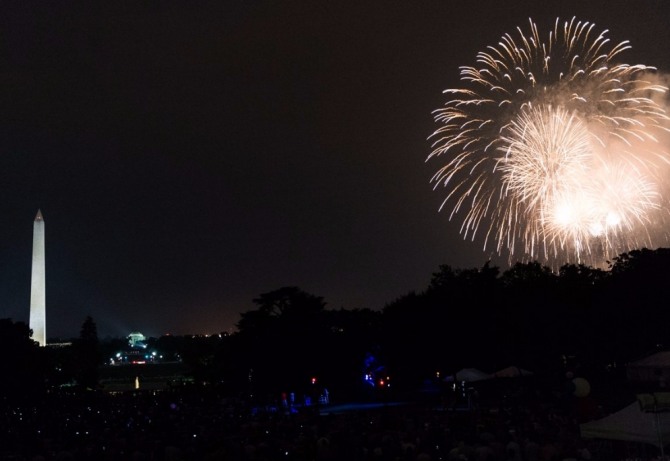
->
[35, 209, 43, 221]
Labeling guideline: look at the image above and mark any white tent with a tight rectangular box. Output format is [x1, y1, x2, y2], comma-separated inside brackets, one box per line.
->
[627, 351, 670, 384]
[444, 368, 492, 383]
[580, 402, 670, 448]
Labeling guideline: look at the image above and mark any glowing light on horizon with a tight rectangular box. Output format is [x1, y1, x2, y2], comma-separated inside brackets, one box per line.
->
[428, 17, 670, 267]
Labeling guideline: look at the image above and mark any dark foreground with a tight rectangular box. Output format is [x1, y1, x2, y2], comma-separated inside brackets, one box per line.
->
[0, 381, 654, 461]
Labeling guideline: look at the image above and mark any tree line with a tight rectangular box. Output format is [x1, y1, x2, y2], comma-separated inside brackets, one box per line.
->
[2, 247, 670, 401]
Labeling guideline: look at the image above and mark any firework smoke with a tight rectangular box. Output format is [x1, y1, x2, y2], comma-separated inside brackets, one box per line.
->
[428, 17, 670, 267]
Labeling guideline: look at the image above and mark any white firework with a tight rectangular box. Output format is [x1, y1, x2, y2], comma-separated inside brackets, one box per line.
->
[428, 17, 670, 266]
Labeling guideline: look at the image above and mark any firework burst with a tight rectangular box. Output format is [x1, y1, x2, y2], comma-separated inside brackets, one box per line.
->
[428, 17, 670, 267]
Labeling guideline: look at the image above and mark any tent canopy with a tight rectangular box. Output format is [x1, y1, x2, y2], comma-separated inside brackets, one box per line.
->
[580, 402, 670, 448]
[628, 351, 670, 368]
[444, 368, 492, 383]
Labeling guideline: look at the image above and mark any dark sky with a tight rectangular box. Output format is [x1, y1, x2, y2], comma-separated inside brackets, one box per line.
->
[0, 1, 668, 339]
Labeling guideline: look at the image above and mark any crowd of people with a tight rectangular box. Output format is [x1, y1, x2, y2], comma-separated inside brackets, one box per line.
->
[0, 379, 644, 461]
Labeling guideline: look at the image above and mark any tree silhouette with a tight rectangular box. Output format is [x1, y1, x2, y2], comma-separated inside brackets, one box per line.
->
[0, 319, 45, 401]
[236, 287, 329, 394]
[73, 316, 101, 389]
[603, 248, 670, 361]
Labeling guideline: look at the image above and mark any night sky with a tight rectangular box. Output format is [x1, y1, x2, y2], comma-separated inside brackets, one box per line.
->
[1, 1, 668, 339]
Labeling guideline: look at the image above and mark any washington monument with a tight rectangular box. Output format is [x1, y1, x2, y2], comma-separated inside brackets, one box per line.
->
[29, 209, 46, 346]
